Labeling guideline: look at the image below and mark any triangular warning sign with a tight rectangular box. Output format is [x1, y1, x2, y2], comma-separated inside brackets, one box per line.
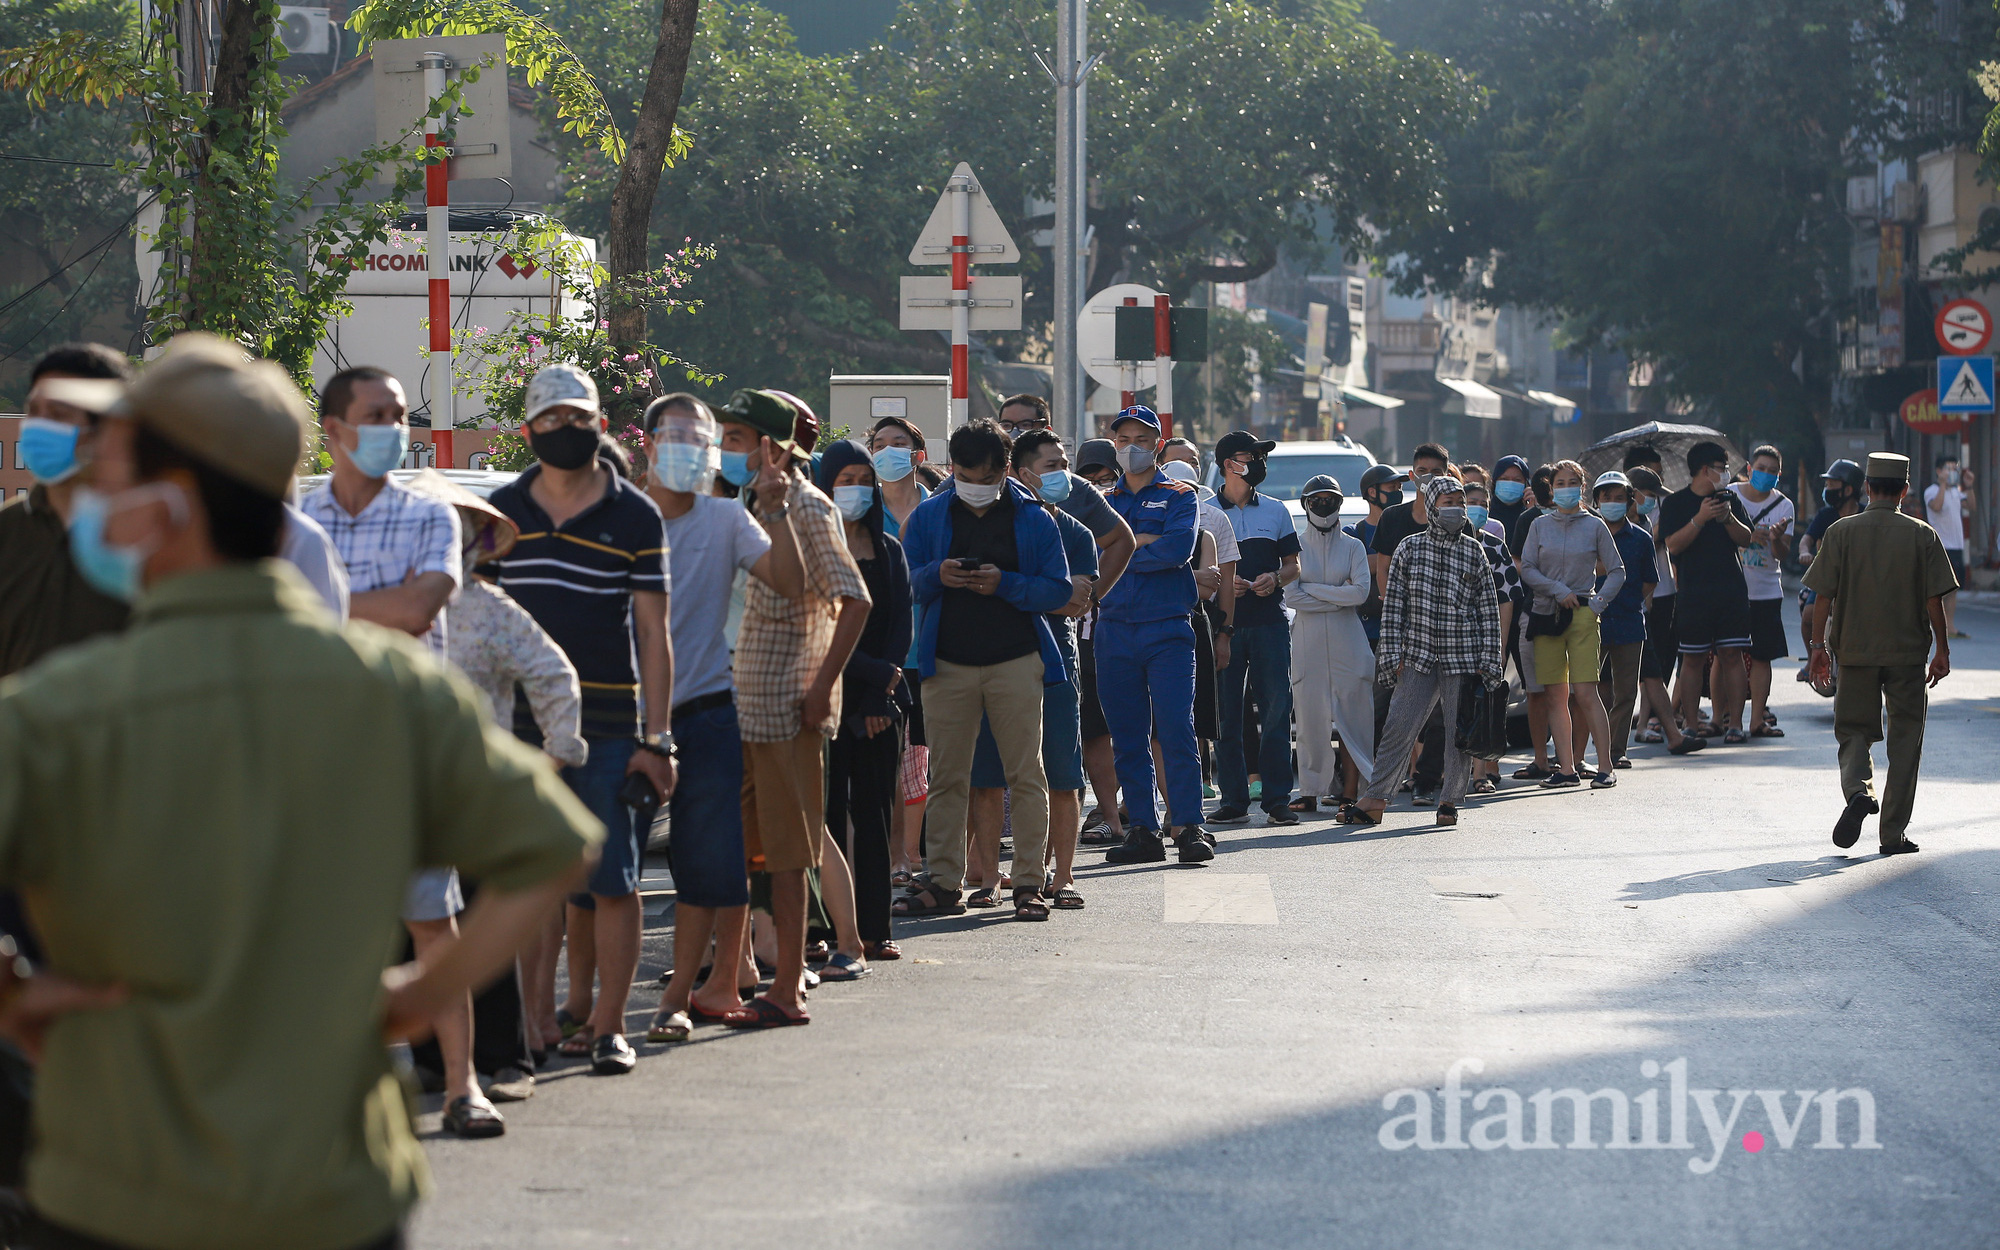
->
[1944, 358, 1991, 407]
[908, 162, 1021, 267]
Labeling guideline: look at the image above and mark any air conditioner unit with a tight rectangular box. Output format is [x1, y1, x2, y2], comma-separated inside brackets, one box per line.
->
[1846, 175, 1879, 220]
[277, 7, 333, 55]
[1889, 180, 1921, 225]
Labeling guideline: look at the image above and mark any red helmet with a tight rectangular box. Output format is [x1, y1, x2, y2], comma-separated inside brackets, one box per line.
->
[767, 389, 818, 455]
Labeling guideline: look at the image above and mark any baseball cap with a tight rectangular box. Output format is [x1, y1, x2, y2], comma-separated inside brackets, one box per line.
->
[1076, 438, 1119, 476]
[1111, 404, 1160, 434]
[1215, 429, 1277, 462]
[525, 364, 599, 425]
[765, 389, 819, 455]
[1360, 464, 1403, 492]
[47, 333, 308, 499]
[1592, 470, 1630, 492]
[719, 388, 806, 461]
[1301, 473, 1340, 499]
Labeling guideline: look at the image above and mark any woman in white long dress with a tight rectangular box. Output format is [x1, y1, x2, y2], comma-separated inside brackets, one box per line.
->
[1285, 475, 1376, 807]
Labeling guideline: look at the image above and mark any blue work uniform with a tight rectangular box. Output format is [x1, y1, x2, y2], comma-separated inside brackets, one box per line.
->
[1098, 469, 1204, 831]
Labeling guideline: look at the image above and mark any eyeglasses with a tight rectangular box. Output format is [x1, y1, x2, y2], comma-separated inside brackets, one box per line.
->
[527, 408, 597, 434]
[999, 417, 1049, 434]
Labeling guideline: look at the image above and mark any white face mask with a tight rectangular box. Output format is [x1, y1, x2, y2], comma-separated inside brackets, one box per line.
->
[956, 479, 1004, 508]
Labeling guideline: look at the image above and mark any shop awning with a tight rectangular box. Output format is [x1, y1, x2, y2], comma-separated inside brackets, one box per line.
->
[1435, 376, 1503, 420]
[1527, 389, 1581, 425]
[1340, 382, 1405, 409]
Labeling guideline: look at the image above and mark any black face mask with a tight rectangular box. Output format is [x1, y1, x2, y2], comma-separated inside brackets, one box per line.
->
[1240, 458, 1268, 488]
[531, 423, 599, 471]
[1372, 489, 1402, 509]
[1305, 495, 1341, 517]
[1823, 487, 1848, 509]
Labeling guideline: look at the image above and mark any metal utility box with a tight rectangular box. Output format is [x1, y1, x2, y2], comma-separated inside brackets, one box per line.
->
[828, 375, 952, 447]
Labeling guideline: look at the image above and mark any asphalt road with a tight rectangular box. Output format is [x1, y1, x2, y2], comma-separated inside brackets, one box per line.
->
[414, 597, 2000, 1249]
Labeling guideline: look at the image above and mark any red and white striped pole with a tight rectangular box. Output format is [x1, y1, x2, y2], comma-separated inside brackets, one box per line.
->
[949, 169, 972, 427]
[423, 51, 454, 469]
[1120, 295, 1139, 411]
[1153, 293, 1174, 439]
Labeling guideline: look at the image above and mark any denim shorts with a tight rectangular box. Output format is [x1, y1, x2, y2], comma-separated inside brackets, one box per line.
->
[564, 735, 643, 904]
[401, 867, 462, 923]
[970, 674, 1085, 791]
[664, 701, 750, 908]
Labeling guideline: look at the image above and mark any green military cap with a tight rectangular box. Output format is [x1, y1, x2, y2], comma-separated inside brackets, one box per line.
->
[1866, 452, 1910, 481]
[719, 388, 806, 461]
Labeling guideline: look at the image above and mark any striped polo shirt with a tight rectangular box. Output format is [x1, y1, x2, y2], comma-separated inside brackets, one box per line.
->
[481, 465, 668, 739]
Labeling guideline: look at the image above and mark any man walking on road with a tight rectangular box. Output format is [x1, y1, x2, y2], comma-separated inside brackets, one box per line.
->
[1805, 453, 1958, 855]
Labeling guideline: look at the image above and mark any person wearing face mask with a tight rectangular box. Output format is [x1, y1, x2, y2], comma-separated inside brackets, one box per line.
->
[1212, 429, 1300, 826]
[1351, 463, 1403, 646]
[0, 343, 136, 678]
[1286, 476, 1375, 811]
[477, 364, 677, 1067]
[1460, 479, 1526, 794]
[1584, 472, 1662, 771]
[1072, 440, 1129, 849]
[1368, 443, 1452, 805]
[1626, 467, 1703, 755]
[866, 415, 937, 882]
[1925, 453, 1972, 639]
[813, 440, 912, 971]
[1342, 476, 1504, 828]
[1097, 406, 1212, 864]
[1658, 441, 1755, 743]
[1488, 455, 1533, 537]
[4, 334, 600, 1248]
[1727, 445, 1796, 738]
[1798, 459, 1864, 671]
[1519, 459, 1626, 788]
[893, 420, 1072, 921]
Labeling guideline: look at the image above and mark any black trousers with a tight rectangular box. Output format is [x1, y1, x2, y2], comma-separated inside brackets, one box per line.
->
[827, 723, 900, 944]
[21, 1213, 403, 1250]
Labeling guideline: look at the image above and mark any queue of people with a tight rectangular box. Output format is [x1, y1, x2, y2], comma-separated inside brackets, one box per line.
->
[0, 334, 1963, 1248]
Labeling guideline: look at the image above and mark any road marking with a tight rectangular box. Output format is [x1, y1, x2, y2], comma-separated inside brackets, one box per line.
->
[1164, 872, 1279, 924]
[1428, 876, 1557, 929]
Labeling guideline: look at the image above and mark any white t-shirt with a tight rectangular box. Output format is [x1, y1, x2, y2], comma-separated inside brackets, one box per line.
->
[1925, 484, 1966, 550]
[662, 493, 770, 703]
[1197, 500, 1242, 567]
[1728, 483, 1794, 601]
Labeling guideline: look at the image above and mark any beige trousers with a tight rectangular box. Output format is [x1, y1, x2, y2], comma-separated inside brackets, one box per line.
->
[920, 653, 1048, 893]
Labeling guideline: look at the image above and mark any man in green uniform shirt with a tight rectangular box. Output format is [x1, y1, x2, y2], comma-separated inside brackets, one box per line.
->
[1804, 452, 1958, 855]
[0, 334, 601, 1250]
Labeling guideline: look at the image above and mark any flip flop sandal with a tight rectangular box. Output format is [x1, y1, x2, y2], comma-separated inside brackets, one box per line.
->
[646, 1009, 692, 1044]
[891, 883, 965, 917]
[557, 1025, 596, 1057]
[685, 1000, 738, 1025]
[1511, 764, 1551, 781]
[966, 887, 1000, 909]
[725, 997, 811, 1029]
[864, 939, 902, 960]
[554, 1007, 589, 1039]
[805, 941, 831, 962]
[890, 869, 916, 889]
[818, 953, 871, 982]
[1335, 803, 1383, 826]
[1470, 779, 1497, 795]
[1751, 726, 1785, 738]
[1051, 886, 1085, 909]
[1013, 890, 1050, 922]
[1080, 826, 1124, 845]
[1435, 804, 1458, 827]
[591, 1033, 637, 1075]
[1636, 728, 1664, 744]
[443, 1095, 506, 1138]
[1723, 728, 1748, 744]
[1289, 795, 1319, 812]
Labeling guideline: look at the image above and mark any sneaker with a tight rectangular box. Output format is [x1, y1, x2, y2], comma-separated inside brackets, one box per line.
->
[1540, 772, 1581, 789]
[1832, 792, 1878, 849]
[483, 1066, 535, 1103]
[1174, 828, 1216, 864]
[1199, 828, 1217, 847]
[1207, 804, 1252, 824]
[1104, 828, 1166, 864]
[1265, 805, 1299, 826]
[1590, 771, 1617, 789]
[1881, 838, 1921, 854]
[1412, 788, 1438, 807]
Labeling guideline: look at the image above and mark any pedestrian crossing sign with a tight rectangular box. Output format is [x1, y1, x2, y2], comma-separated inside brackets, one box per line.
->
[1937, 355, 1995, 414]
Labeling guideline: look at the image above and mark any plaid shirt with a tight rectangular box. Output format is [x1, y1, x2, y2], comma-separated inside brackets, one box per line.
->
[299, 478, 460, 655]
[735, 477, 871, 743]
[1377, 524, 1503, 685]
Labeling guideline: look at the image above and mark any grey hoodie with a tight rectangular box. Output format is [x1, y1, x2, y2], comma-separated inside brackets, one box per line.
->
[1520, 508, 1625, 616]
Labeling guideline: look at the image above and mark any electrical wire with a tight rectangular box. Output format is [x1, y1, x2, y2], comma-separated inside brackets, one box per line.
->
[0, 209, 133, 366]
[0, 153, 120, 168]
[0, 196, 152, 336]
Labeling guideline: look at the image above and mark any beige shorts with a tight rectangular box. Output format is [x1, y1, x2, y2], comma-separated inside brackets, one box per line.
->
[741, 730, 826, 873]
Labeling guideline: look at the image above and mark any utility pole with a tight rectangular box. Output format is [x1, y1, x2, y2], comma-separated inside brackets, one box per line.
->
[1048, 0, 1095, 447]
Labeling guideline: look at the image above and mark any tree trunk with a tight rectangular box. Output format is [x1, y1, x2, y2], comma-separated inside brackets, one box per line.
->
[608, 0, 700, 353]
[188, 0, 271, 329]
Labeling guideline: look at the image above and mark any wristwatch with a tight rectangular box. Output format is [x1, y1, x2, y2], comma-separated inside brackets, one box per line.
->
[639, 729, 676, 758]
[1216, 623, 1236, 638]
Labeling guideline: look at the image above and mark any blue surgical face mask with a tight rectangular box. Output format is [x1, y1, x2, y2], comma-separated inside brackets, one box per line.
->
[1037, 470, 1072, 504]
[20, 417, 82, 483]
[1494, 479, 1526, 504]
[653, 442, 713, 494]
[872, 446, 915, 482]
[718, 449, 756, 487]
[833, 484, 874, 521]
[1465, 504, 1489, 530]
[1599, 501, 1628, 523]
[1636, 496, 1658, 517]
[67, 483, 185, 603]
[1750, 469, 1779, 493]
[1552, 486, 1583, 510]
[347, 422, 408, 479]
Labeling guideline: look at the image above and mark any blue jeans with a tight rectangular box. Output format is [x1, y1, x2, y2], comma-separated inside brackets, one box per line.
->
[665, 702, 749, 909]
[1218, 621, 1294, 812]
[564, 735, 642, 904]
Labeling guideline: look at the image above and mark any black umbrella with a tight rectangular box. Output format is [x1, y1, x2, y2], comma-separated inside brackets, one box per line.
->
[1582, 422, 1744, 492]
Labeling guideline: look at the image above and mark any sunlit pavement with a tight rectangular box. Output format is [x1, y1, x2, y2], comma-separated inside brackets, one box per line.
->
[415, 597, 2000, 1249]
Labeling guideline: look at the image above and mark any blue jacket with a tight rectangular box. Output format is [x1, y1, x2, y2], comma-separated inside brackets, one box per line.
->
[1101, 470, 1199, 623]
[904, 478, 1074, 685]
